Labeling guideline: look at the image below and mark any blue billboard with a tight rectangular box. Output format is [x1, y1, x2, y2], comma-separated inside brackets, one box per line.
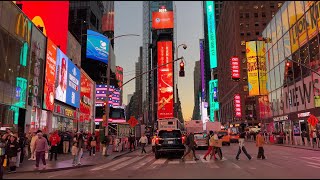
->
[55, 49, 80, 108]
[86, 30, 110, 64]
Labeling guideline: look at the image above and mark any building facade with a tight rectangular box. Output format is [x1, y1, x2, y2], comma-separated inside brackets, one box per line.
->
[215, 1, 283, 126]
[192, 61, 201, 120]
[261, 1, 320, 138]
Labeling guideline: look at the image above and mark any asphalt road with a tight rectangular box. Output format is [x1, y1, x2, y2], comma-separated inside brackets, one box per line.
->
[5, 142, 320, 179]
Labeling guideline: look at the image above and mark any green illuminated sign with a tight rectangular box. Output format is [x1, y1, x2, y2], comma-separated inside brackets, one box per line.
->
[206, 1, 217, 69]
[14, 77, 27, 108]
[209, 79, 219, 121]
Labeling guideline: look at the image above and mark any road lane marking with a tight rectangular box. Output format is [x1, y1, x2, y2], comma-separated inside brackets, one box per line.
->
[262, 161, 282, 168]
[248, 167, 256, 169]
[306, 161, 320, 166]
[307, 164, 320, 169]
[147, 159, 167, 169]
[232, 162, 241, 169]
[168, 160, 180, 164]
[185, 160, 197, 164]
[90, 157, 132, 171]
[109, 156, 144, 171]
[129, 156, 155, 170]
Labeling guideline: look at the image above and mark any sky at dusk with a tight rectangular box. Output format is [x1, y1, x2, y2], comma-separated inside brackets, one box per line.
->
[114, 1, 203, 121]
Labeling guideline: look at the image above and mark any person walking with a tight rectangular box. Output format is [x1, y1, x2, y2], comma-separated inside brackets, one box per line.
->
[211, 132, 223, 160]
[88, 133, 97, 156]
[128, 134, 136, 152]
[19, 133, 27, 165]
[236, 131, 252, 160]
[317, 130, 320, 148]
[49, 131, 60, 161]
[181, 132, 199, 161]
[33, 132, 49, 170]
[203, 131, 216, 160]
[139, 134, 148, 154]
[62, 132, 71, 154]
[256, 131, 266, 160]
[75, 132, 85, 165]
[29, 132, 37, 160]
[0, 135, 6, 179]
[312, 130, 317, 148]
[5, 135, 20, 173]
[71, 142, 78, 166]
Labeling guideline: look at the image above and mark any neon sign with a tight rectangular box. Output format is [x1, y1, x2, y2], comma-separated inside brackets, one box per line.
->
[206, 1, 217, 69]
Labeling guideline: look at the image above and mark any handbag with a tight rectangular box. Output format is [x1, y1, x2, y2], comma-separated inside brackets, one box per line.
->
[90, 141, 97, 147]
[2, 158, 7, 167]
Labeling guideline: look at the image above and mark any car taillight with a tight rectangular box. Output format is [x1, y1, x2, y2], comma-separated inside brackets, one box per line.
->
[155, 137, 159, 144]
[182, 136, 186, 144]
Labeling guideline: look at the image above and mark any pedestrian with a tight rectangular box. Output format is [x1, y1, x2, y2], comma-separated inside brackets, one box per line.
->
[181, 132, 199, 161]
[75, 132, 85, 165]
[151, 135, 156, 153]
[293, 126, 301, 146]
[256, 131, 266, 160]
[236, 131, 252, 160]
[62, 132, 71, 154]
[14, 133, 22, 168]
[29, 132, 37, 160]
[71, 142, 78, 166]
[0, 135, 6, 179]
[139, 133, 148, 154]
[312, 130, 317, 148]
[203, 131, 217, 161]
[17, 133, 26, 166]
[301, 131, 308, 146]
[88, 133, 97, 156]
[5, 135, 20, 173]
[211, 132, 223, 160]
[128, 134, 136, 152]
[317, 130, 320, 148]
[33, 132, 49, 170]
[49, 131, 61, 161]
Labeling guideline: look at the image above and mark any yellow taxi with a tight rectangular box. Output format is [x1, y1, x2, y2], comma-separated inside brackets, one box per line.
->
[217, 130, 230, 146]
[229, 132, 240, 143]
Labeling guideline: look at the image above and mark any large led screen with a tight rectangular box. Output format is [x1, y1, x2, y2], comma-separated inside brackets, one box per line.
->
[152, 11, 174, 30]
[80, 71, 94, 121]
[43, 38, 57, 111]
[19, 1, 69, 54]
[206, 1, 218, 69]
[55, 49, 80, 108]
[157, 41, 174, 119]
[86, 30, 110, 64]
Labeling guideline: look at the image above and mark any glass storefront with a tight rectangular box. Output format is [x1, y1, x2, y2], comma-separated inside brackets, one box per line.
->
[52, 115, 77, 133]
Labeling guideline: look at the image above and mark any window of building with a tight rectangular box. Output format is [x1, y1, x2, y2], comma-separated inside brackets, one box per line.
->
[240, 23, 244, 27]
[256, 32, 260, 35]
[300, 44, 310, 78]
[263, 23, 267, 26]
[292, 51, 301, 81]
[309, 36, 320, 71]
[240, 32, 245, 36]
[253, 5, 259, 9]
[245, 13, 250, 18]
[261, 4, 264, 9]
[262, 12, 266, 17]
[270, 3, 275, 8]
[242, 49, 246, 54]
[241, 41, 246, 46]
[240, 13, 244, 18]
[255, 22, 259, 26]
[247, 32, 251, 36]
[254, 13, 258, 18]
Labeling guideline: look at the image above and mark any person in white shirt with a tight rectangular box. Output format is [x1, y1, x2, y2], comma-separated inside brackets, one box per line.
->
[55, 58, 67, 102]
[139, 134, 148, 154]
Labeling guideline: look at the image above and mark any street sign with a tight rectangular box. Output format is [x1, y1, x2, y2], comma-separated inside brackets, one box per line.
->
[128, 116, 138, 128]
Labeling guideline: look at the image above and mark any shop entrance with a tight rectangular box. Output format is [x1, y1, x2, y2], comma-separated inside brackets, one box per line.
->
[299, 120, 307, 132]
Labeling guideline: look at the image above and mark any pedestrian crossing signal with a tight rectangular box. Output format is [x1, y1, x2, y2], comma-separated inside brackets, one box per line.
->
[179, 61, 185, 77]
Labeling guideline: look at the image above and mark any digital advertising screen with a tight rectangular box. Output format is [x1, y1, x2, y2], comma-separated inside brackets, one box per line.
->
[157, 41, 174, 119]
[152, 11, 174, 30]
[43, 38, 57, 111]
[86, 30, 110, 64]
[80, 71, 94, 117]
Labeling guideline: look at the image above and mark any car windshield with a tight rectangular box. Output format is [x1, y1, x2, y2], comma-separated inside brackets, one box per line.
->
[158, 130, 181, 138]
[194, 134, 205, 139]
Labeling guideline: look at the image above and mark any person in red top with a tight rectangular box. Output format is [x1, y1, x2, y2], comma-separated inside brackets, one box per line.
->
[49, 131, 61, 161]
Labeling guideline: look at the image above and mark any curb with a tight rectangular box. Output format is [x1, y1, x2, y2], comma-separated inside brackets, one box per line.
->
[270, 144, 320, 151]
[8, 164, 94, 174]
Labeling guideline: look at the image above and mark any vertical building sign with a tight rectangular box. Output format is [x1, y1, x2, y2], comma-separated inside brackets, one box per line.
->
[209, 79, 219, 121]
[157, 41, 174, 119]
[234, 94, 242, 117]
[200, 39, 206, 100]
[206, 1, 217, 69]
[231, 56, 240, 80]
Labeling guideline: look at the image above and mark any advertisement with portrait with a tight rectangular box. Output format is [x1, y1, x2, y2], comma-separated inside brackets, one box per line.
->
[80, 70, 94, 122]
[258, 95, 272, 119]
[86, 30, 110, 64]
[19, 1, 69, 54]
[67, 31, 81, 67]
[152, 11, 174, 30]
[43, 38, 57, 111]
[28, 25, 46, 108]
[55, 49, 80, 108]
[157, 41, 174, 119]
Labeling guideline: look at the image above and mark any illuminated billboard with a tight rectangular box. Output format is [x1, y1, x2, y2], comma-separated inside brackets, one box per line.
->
[206, 1, 217, 69]
[246, 41, 268, 96]
[234, 94, 242, 118]
[231, 56, 240, 80]
[20, 1, 69, 54]
[43, 38, 57, 111]
[102, 12, 114, 32]
[200, 39, 206, 100]
[95, 85, 121, 107]
[80, 70, 94, 122]
[209, 79, 219, 121]
[55, 49, 80, 108]
[157, 41, 174, 119]
[152, 11, 174, 30]
[86, 30, 110, 64]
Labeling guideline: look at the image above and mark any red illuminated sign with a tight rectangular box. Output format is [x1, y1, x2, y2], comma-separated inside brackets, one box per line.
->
[234, 94, 242, 117]
[80, 71, 94, 121]
[157, 41, 174, 119]
[152, 11, 174, 30]
[20, 1, 69, 54]
[231, 56, 240, 80]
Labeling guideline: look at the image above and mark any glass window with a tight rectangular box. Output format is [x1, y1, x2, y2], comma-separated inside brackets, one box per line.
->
[309, 36, 320, 71]
[299, 44, 310, 78]
[276, 88, 283, 115]
[276, 12, 283, 41]
[240, 13, 244, 18]
[255, 22, 259, 26]
[266, 50, 271, 71]
[273, 43, 279, 66]
[262, 12, 266, 17]
[271, 91, 277, 116]
[256, 32, 260, 35]
[270, 18, 277, 45]
[274, 64, 281, 89]
[245, 13, 250, 18]
[283, 32, 291, 58]
[267, 71, 272, 93]
[270, 69, 275, 91]
[247, 32, 251, 36]
[279, 60, 285, 87]
[266, 24, 272, 50]
[254, 13, 258, 17]
[306, 8, 318, 40]
[278, 38, 285, 63]
[292, 51, 301, 81]
[269, 45, 274, 70]
[288, 1, 296, 28]
[281, 3, 289, 34]
[295, 1, 305, 21]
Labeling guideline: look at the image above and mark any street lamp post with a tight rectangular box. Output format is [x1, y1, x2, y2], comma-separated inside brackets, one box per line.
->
[175, 44, 187, 118]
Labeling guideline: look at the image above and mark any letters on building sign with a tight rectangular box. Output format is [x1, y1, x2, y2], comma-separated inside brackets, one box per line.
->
[29, 42, 42, 107]
[15, 13, 31, 44]
[273, 115, 288, 122]
[298, 112, 310, 118]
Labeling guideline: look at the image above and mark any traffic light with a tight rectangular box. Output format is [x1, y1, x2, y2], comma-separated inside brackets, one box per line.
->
[179, 61, 185, 77]
[285, 61, 293, 77]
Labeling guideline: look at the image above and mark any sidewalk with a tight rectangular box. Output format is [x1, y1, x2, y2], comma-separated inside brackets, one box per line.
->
[246, 139, 320, 151]
[7, 145, 144, 174]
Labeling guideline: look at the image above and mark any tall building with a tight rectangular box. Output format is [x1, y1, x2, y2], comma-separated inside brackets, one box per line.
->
[127, 94, 133, 105]
[215, 1, 283, 126]
[102, 1, 115, 47]
[192, 61, 201, 120]
[214, 1, 223, 28]
[135, 46, 143, 122]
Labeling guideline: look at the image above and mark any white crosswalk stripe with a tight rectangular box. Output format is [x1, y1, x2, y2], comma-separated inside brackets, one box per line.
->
[129, 156, 155, 170]
[90, 157, 132, 171]
[232, 162, 241, 169]
[147, 159, 167, 169]
[109, 156, 145, 171]
[185, 160, 197, 164]
[168, 160, 180, 164]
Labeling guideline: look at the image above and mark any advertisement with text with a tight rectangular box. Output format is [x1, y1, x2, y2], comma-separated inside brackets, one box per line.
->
[152, 11, 174, 30]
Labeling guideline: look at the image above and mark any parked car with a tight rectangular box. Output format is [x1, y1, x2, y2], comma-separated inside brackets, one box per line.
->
[230, 132, 239, 143]
[194, 132, 208, 149]
[154, 129, 186, 159]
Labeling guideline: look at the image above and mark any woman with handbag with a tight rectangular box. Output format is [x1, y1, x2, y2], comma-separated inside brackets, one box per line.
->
[5, 135, 20, 173]
[88, 133, 97, 156]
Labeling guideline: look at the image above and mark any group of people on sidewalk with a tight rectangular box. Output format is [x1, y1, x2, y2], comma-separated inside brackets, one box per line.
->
[179, 130, 266, 162]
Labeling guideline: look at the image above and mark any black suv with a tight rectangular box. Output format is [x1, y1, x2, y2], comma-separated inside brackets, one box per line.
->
[154, 129, 185, 159]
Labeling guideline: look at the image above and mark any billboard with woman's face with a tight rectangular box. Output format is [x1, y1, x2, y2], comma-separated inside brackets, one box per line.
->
[55, 49, 68, 103]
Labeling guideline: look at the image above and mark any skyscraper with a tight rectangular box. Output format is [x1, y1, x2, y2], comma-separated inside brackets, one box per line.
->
[193, 61, 201, 120]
